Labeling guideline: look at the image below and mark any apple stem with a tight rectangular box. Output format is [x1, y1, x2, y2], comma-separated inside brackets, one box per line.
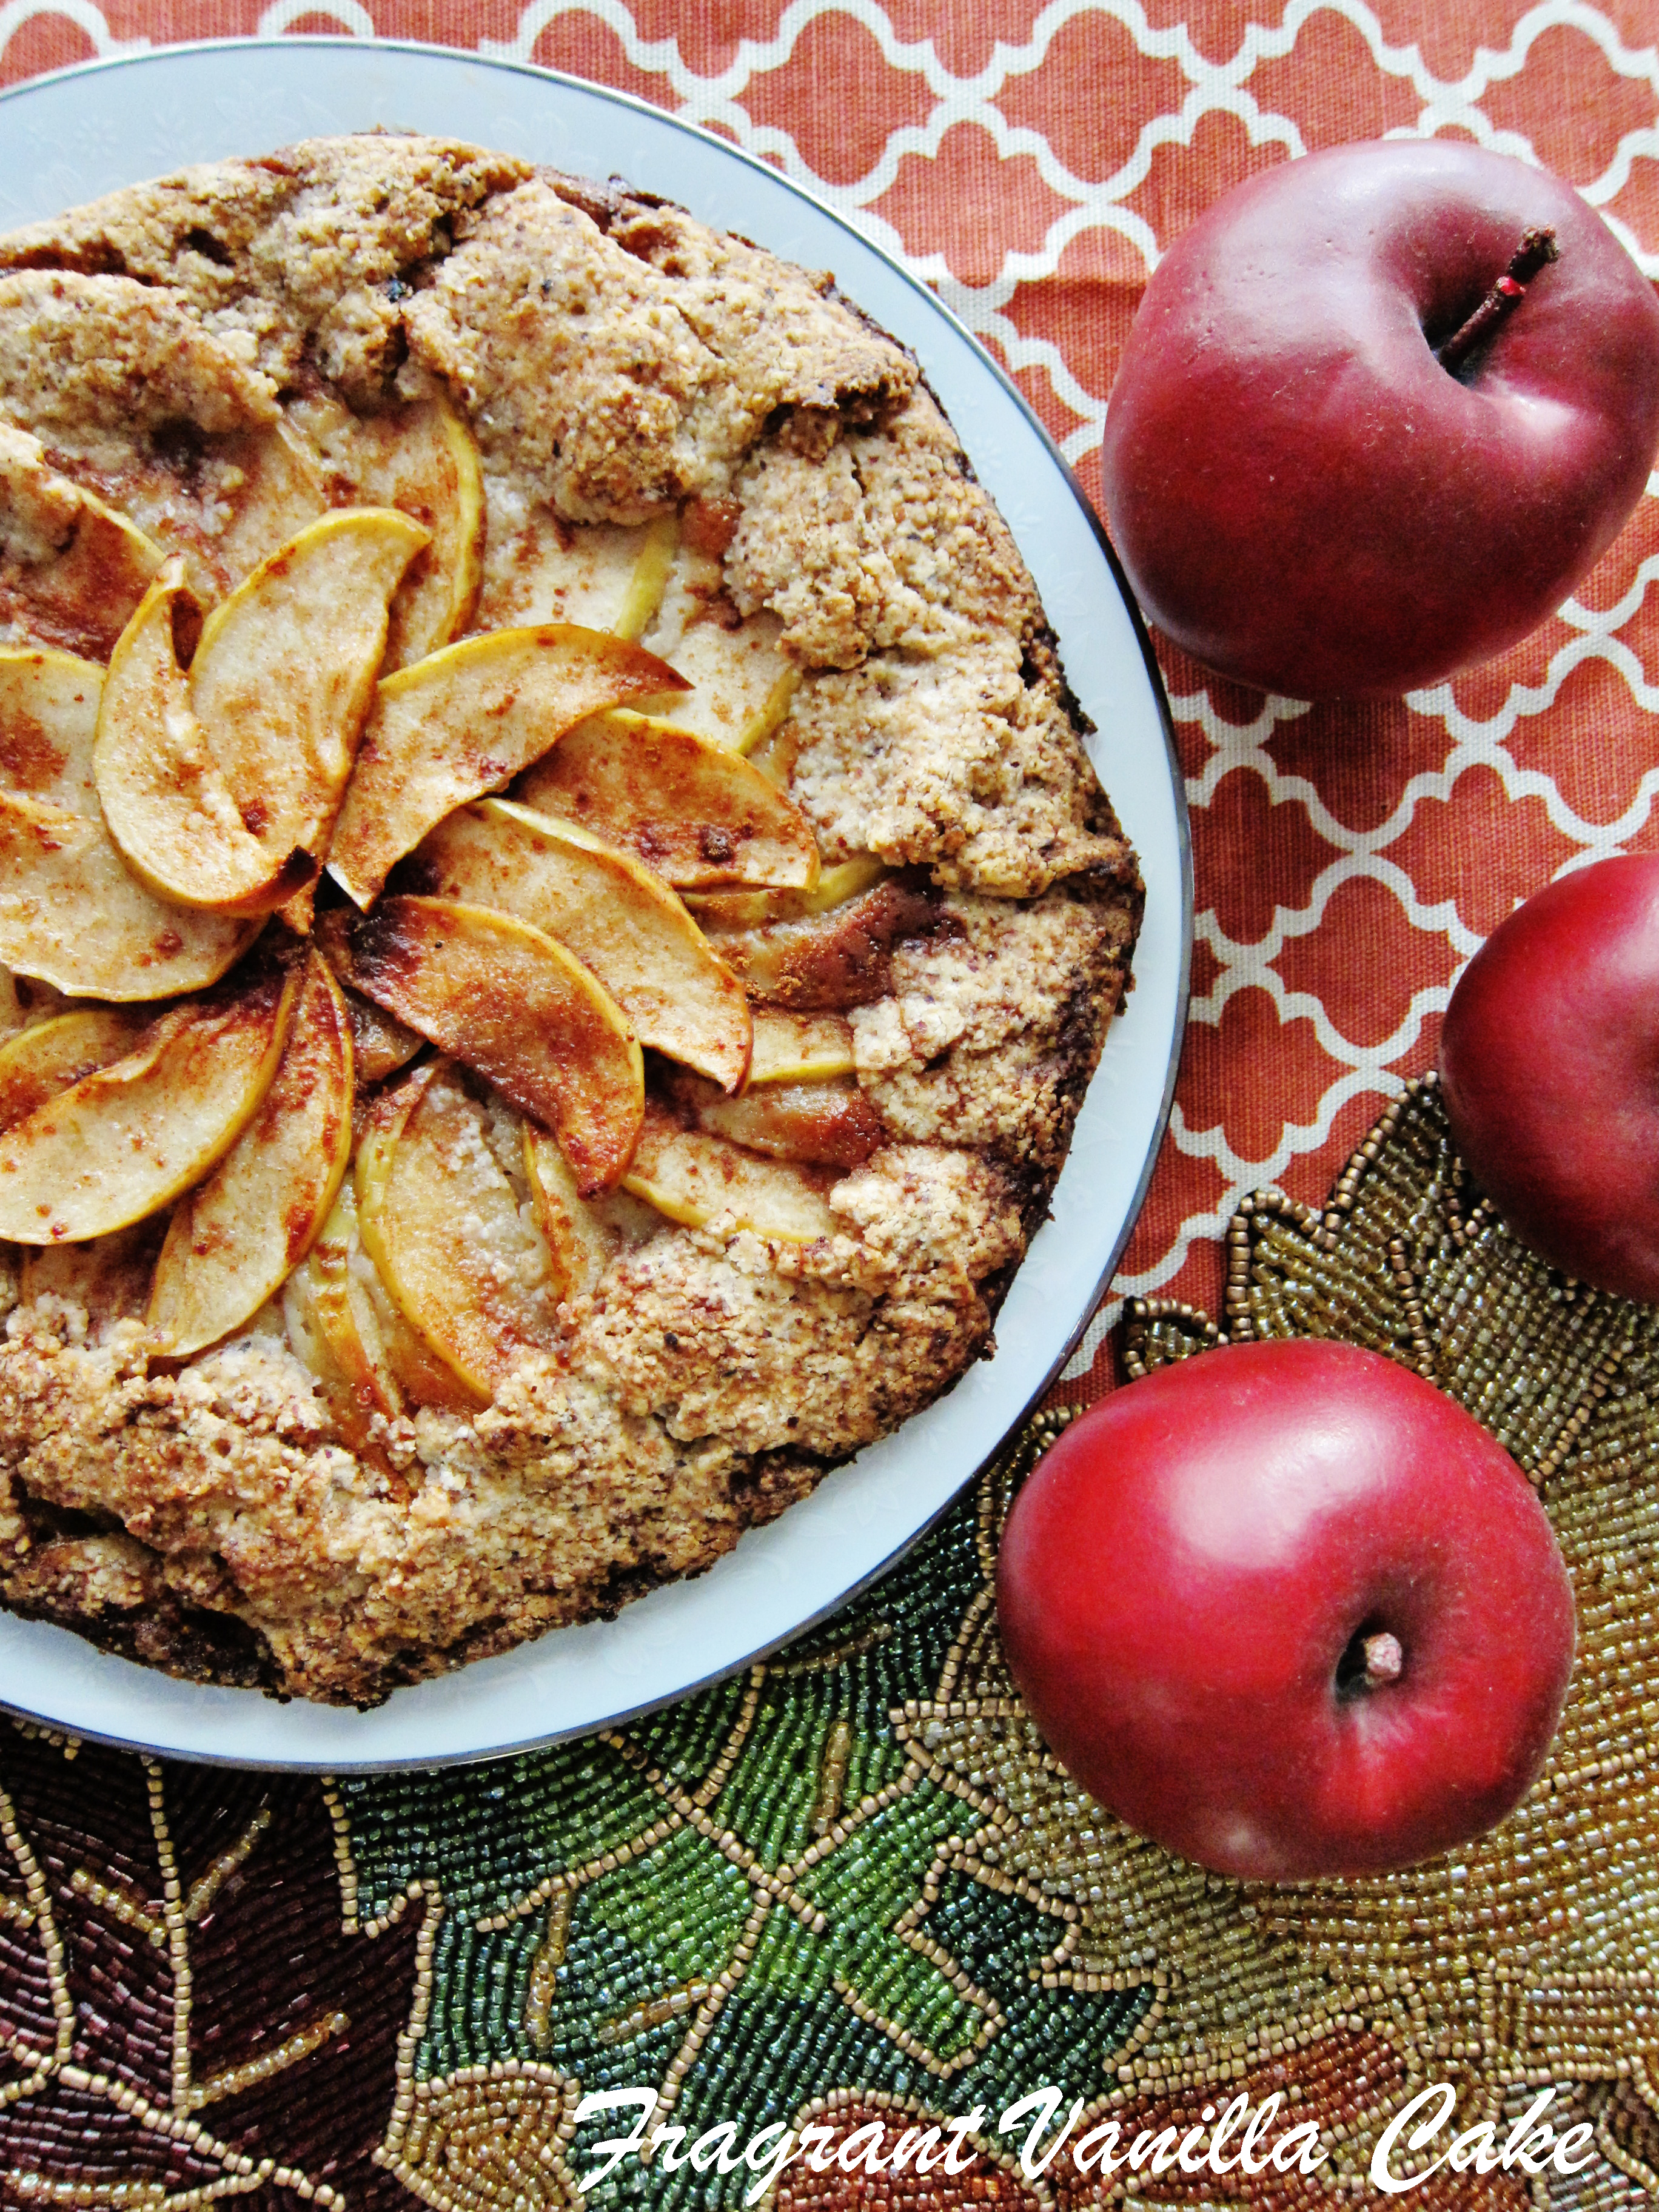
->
[1362, 1631, 1404, 1687]
[1436, 227, 1559, 372]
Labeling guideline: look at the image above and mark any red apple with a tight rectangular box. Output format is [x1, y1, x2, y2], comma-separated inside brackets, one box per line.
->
[997, 1340, 1575, 1881]
[1100, 141, 1659, 699]
[1441, 853, 1659, 1301]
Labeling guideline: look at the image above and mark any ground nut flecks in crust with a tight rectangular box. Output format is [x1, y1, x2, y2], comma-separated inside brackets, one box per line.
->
[405, 175, 916, 523]
[0, 136, 528, 401]
[725, 390, 1038, 666]
[575, 1148, 1022, 1460]
[786, 630, 1135, 895]
[851, 894, 1141, 1174]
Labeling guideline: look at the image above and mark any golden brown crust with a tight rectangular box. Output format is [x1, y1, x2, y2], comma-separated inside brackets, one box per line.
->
[726, 388, 1039, 665]
[0, 270, 278, 450]
[576, 1146, 1022, 1461]
[0, 136, 1141, 1706]
[0, 135, 528, 403]
[853, 888, 1142, 1179]
[595, 197, 915, 423]
[404, 174, 916, 522]
[0, 1138, 1017, 1704]
[786, 631, 1131, 895]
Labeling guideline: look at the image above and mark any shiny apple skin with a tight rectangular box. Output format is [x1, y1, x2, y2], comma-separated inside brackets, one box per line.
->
[1441, 854, 1659, 1301]
[996, 1340, 1575, 1882]
[1099, 140, 1659, 700]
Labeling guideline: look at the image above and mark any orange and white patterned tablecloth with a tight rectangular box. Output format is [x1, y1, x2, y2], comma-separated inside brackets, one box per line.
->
[2, 0, 1654, 1377]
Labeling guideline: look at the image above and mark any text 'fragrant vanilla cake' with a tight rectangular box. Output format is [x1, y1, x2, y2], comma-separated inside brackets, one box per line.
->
[0, 135, 1142, 1705]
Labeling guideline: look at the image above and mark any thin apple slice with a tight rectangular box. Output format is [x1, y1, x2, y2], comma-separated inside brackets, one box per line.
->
[622, 1106, 840, 1245]
[0, 792, 263, 999]
[284, 1178, 482, 1439]
[515, 711, 820, 891]
[283, 1186, 401, 1446]
[149, 954, 353, 1355]
[0, 423, 164, 661]
[96, 510, 429, 916]
[361, 1253, 486, 1415]
[0, 647, 262, 997]
[412, 799, 751, 1091]
[327, 624, 687, 908]
[342, 986, 424, 1083]
[685, 854, 888, 932]
[665, 1067, 884, 1169]
[355, 1059, 559, 1399]
[93, 559, 310, 919]
[523, 1121, 660, 1309]
[189, 510, 432, 863]
[317, 894, 643, 1193]
[613, 516, 681, 644]
[0, 645, 111, 811]
[747, 1011, 856, 1085]
[388, 397, 484, 669]
[642, 609, 797, 752]
[0, 1007, 150, 1133]
[523, 1122, 611, 1308]
[477, 501, 677, 637]
[686, 865, 940, 1011]
[0, 965, 297, 1244]
[289, 389, 484, 671]
[640, 529, 799, 750]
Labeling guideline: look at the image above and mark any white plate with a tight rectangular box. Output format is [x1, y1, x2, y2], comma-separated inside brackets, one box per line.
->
[0, 40, 1189, 1768]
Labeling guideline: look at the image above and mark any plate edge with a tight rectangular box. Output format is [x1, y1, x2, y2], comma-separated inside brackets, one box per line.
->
[0, 38, 1192, 1768]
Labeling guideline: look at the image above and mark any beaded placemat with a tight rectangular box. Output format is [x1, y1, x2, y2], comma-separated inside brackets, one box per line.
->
[1, 1077, 1656, 2208]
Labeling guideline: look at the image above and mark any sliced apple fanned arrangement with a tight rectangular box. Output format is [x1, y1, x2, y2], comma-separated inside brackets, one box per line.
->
[0, 435, 903, 1409]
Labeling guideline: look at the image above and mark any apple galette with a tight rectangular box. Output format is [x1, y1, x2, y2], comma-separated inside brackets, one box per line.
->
[0, 136, 1141, 1704]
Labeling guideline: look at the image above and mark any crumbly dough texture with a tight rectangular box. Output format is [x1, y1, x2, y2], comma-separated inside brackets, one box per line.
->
[0, 136, 1142, 1706]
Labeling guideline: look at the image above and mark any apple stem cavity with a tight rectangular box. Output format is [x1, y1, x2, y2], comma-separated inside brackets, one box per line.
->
[1437, 226, 1560, 374]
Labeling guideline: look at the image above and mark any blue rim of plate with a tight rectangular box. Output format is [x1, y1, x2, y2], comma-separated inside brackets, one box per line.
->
[0, 38, 1191, 1768]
